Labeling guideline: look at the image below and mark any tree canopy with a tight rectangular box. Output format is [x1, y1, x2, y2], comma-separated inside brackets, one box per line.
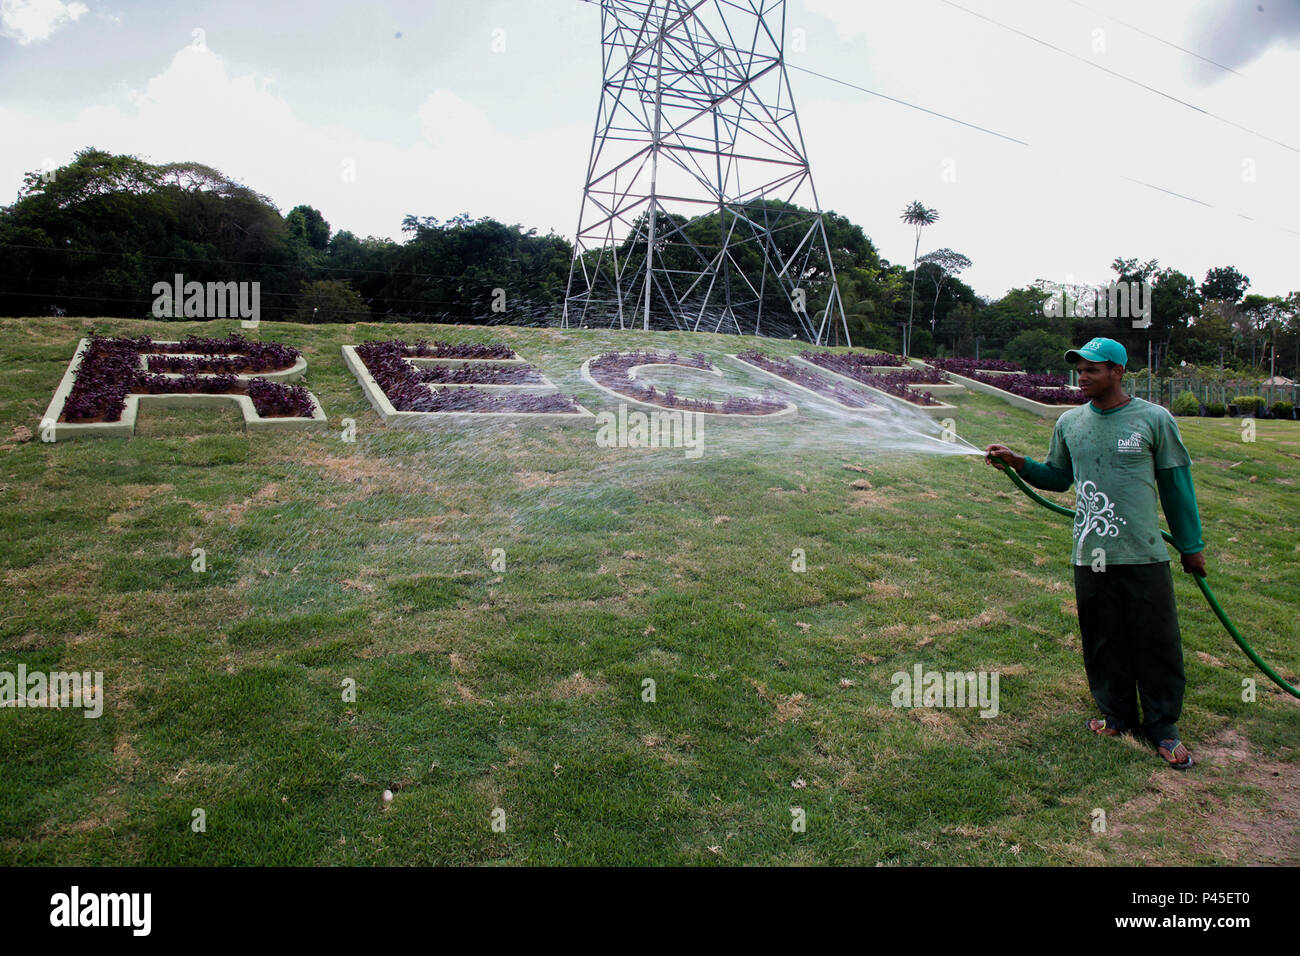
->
[2, 148, 1296, 377]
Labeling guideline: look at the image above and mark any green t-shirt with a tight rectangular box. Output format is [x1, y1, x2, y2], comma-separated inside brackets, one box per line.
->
[1042, 397, 1192, 565]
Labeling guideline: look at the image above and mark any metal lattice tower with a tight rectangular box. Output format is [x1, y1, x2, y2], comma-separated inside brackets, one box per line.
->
[563, 0, 849, 344]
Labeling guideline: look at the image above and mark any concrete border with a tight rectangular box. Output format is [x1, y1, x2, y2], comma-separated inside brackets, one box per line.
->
[140, 350, 306, 382]
[407, 358, 558, 391]
[938, 369, 1081, 419]
[910, 358, 1026, 377]
[627, 361, 723, 381]
[806, 355, 959, 395]
[905, 381, 966, 396]
[342, 345, 594, 425]
[789, 356, 957, 418]
[726, 354, 885, 414]
[406, 356, 526, 367]
[581, 355, 798, 419]
[403, 353, 520, 364]
[39, 338, 328, 440]
[804, 355, 910, 375]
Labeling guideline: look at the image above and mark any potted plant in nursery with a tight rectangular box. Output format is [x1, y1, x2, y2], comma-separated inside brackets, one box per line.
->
[1171, 391, 1199, 417]
[1236, 396, 1266, 418]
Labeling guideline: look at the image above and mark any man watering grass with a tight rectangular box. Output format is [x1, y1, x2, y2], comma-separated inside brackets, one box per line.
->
[985, 337, 1206, 770]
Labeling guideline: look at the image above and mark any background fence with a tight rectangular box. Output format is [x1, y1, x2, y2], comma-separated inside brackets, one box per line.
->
[1121, 375, 1298, 411]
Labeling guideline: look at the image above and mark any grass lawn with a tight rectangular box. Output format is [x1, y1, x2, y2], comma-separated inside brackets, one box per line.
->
[1, 315, 1297, 865]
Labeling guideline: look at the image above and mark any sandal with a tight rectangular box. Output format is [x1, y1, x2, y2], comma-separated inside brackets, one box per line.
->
[1086, 717, 1121, 737]
[1157, 738, 1195, 770]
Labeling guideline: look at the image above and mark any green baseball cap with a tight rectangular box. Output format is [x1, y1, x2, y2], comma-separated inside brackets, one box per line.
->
[1065, 337, 1127, 367]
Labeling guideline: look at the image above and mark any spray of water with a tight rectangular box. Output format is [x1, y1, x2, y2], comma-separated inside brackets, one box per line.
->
[232, 332, 989, 592]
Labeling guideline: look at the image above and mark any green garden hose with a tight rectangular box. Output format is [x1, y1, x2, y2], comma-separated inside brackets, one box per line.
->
[990, 458, 1300, 700]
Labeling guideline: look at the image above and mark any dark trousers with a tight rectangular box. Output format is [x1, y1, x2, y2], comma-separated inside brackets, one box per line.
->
[1073, 561, 1185, 744]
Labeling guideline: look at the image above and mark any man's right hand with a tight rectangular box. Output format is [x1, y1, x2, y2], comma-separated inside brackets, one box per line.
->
[984, 444, 1026, 473]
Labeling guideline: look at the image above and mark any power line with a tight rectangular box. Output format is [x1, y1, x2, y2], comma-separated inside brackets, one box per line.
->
[787, 64, 1030, 146]
[579, 0, 1296, 235]
[1063, 0, 1245, 78]
[1120, 177, 1213, 209]
[9, 0, 1297, 319]
[574, 0, 1032, 146]
[937, 0, 1299, 155]
[784, 62, 1300, 237]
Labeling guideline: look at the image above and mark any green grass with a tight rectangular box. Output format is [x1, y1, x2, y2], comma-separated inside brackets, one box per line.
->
[1, 315, 1297, 865]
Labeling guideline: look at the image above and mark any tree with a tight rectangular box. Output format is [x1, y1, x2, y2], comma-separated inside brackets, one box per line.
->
[833, 261, 910, 351]
[1144, 267, 1199, 365]
[916, 248, 971, 331]
[936, 301, 977, 355]
[1004, 328, 1073, 372]
[1200, 266, 1250, 304]
[292, 279, 369, 323]
[1185, 300, 1236, 367]
[1111, 256, 1160, 285]
[286, 205, 331, 251]
[18, 146, 161, 207]
[978, 287, 1051, 355]
[1240, 294, 1289, 371]
[1151, 268, 1199, 330]
[1, 147, 299, 320]
[390, 214, 572, 324]
[900, 200, 939, 357]
[1283, 291, 1300, 379]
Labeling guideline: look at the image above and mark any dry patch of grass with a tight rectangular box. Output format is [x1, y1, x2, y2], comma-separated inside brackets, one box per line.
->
[775, 692, 807, 722]
[1104, 729, 1300, 864]
[1007, 568, 1066, 592]
[552, 670, 606, 700]
[849, 487, 894, 509]
[451, 682, 484, 704]
[909, 708, 958, 739]
[912, 608, 1006, 639]
[298, 446, 444, 498]
[748, 678, 808, 722]
[65, 805, 128, 835]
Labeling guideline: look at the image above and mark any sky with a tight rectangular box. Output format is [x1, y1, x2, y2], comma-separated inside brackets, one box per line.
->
[2, 0, 1298, 300]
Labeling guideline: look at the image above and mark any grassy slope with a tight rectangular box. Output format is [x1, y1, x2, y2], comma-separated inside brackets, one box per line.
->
[1, 316, 1296, 866]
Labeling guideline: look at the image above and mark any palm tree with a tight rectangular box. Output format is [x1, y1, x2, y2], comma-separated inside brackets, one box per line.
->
[900, 201, 940, 357]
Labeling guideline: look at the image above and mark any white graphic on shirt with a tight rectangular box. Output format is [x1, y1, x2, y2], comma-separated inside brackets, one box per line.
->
[1116, 431, 1144, 452]
[1073, 480, 1127, 563]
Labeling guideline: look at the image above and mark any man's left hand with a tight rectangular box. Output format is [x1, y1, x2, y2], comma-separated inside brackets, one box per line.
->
[1181, 551, 1207, 577]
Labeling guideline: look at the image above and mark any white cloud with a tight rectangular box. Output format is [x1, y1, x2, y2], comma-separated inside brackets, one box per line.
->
[1, 43, 590, 242]
[1, 0, 88, 45]
[2, 2, 1296, 299]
